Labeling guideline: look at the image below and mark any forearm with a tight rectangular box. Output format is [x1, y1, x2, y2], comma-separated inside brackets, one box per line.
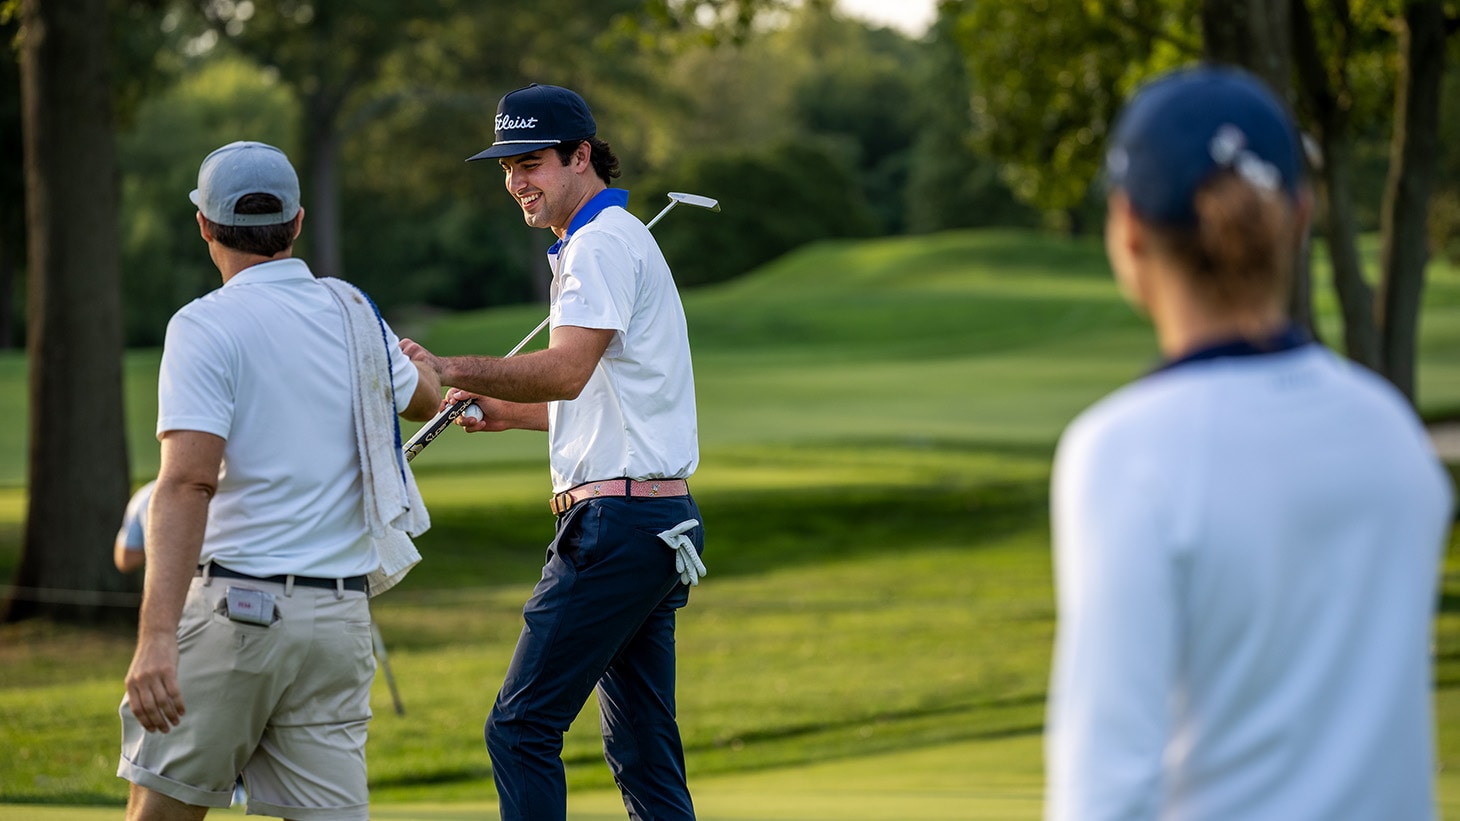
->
[137, 478, 211, 638]
[403, 359, 443, 422]
[502, 401, 550, 431]
[440, 349, 586, 404]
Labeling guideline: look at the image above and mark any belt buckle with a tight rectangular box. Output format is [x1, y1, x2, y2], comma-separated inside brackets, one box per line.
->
[551, 491, 573, 516]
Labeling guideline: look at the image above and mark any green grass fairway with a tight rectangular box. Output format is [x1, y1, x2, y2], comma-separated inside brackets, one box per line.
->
[2, 229, 1458, 819]
[0, 735, 1045, 821]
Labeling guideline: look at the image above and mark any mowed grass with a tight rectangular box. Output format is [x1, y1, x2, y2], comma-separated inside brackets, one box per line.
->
[1, 229, 1459, 819]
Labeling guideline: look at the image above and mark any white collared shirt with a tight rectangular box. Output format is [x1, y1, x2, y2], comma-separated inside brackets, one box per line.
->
[157, 258, 420, 578]
[546, 205, 699, 492]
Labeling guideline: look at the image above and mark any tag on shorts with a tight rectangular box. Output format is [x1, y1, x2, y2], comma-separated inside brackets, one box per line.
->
[225, 586, 276, 626]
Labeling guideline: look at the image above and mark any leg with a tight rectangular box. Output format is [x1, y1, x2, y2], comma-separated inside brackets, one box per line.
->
[126, 783, 209, 821]
[485, 499, 691, 821]
[598, 593, 695, 821]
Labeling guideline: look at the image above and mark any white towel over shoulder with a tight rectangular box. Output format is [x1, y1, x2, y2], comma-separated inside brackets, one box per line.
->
[322, 277, 429, 597]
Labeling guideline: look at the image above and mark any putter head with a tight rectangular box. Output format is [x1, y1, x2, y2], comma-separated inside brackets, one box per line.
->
[666, 192, 721, 212]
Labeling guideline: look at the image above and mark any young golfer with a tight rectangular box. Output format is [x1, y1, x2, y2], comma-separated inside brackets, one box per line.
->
[1045, 66, 1454, 820]
[400, 83, 704, 821]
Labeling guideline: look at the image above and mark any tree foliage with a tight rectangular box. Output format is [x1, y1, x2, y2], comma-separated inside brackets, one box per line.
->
[639, 139, 879, 286]
[955, 0, 1201, 226]
[903, 4, 1039, 233]
[951, 0, 1459, 403]
[90, 0, 1003, 333]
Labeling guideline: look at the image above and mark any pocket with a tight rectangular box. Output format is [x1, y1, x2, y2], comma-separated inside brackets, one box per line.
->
[555, 502, 604, 570]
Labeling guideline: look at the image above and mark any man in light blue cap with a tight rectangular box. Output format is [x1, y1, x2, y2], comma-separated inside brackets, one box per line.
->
[1044, 66, 1453, 820]
[118, 140, 443, 821]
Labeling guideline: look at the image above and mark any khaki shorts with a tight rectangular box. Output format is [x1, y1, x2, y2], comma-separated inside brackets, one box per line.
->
[119, 574, 375, 821]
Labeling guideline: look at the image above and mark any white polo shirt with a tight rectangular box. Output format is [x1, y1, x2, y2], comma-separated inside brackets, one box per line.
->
[545, 190, 699, 492]
[157, 258, 420, 578]
[1046, 340, 1453, 820]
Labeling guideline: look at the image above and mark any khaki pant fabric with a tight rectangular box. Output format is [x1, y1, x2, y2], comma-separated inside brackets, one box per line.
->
[119, 573, 375, 821]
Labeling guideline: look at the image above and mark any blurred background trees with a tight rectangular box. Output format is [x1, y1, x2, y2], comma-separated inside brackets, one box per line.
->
[6, 0, 1052, 348]
[2, 0, 1453, 354]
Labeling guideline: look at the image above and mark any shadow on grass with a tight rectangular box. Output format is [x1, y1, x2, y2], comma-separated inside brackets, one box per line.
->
[365, 694, 1048, 793]
[404, 474, 1050, 591]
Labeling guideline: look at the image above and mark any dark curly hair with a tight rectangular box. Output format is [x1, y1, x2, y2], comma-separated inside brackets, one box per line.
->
[204, 194, 297, 257]
[553, 137, 621, 185]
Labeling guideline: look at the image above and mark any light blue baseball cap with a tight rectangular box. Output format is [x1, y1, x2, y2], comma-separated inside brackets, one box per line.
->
[1104, 65, 1303, 227]
[190, 141, 301, 226]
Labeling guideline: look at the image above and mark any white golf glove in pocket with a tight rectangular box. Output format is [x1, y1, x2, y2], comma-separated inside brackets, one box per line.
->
[657, 518, 706, 586]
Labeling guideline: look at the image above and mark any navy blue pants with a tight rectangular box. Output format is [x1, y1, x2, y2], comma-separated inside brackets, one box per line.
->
[485, 495, 704, 821]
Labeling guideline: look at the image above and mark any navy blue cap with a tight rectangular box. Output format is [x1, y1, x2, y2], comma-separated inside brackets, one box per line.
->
[1104, 66, 1302, 227]
[466, 84, 596, 162]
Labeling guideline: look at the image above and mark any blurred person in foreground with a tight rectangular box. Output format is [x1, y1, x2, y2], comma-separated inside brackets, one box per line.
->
[1045, 65, 1454, 821]
[400, 83, 705, 821]
[118, 140, 442, 821]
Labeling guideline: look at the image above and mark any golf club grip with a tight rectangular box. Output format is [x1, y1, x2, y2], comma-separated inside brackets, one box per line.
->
[403, 399, 474, 462]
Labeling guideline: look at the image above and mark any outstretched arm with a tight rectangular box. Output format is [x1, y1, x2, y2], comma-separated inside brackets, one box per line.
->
[400, 325, 614, 405]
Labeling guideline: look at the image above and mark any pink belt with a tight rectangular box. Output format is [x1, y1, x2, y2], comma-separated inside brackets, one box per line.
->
[550, 478, 690, 516]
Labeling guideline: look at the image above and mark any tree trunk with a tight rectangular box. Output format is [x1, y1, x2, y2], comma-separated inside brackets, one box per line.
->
[1202, 0, 1292, 91]
[9, 0, 134, 622]
[303, 102, 344, 279]
[0, 244, 15, 349]
[1376, 2, 1446, 403]
[1315, 131, 1381, 368]
[1290, 0, 1381, 370]
[0, 13, 22, 350]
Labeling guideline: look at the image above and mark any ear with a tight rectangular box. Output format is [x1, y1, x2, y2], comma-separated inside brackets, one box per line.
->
[572, 141, 593, 173]
[1105, 192, 1145, 261]
[291, 207, 305, 241]
[1105, 192, 1152, 313]
[197, 211, 213, 242]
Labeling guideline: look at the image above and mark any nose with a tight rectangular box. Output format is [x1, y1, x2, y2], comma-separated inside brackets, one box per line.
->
[505, 164, 528, 194]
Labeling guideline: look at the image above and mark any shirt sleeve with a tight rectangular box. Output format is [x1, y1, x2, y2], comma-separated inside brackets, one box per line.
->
[553, 230, 635, 335]
[380, 319, 420, 415]
[157, 308, 236, 440]
[117, 480, 155, 551]
[1046, 411, 1179, 821]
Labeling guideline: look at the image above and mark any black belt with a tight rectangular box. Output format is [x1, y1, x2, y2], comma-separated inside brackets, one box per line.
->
[198, 563, 369, 594]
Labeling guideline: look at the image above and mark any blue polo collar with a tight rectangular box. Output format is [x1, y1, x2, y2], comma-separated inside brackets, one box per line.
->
[1153, 323, 1313, 375]
[548, 188, 630, 255]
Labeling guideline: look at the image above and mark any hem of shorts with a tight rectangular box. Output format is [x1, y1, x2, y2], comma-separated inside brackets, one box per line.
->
[117, 754, 233, 808]
[244, 797, 370, 821]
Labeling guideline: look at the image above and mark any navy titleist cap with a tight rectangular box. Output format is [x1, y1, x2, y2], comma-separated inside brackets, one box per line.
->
[467, 84, 596, 162]
[190, 141, 301, 226]
[1104, 65, 1302, 227]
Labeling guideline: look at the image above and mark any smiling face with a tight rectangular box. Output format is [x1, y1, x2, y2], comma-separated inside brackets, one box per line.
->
[499, 143, 598, 238]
